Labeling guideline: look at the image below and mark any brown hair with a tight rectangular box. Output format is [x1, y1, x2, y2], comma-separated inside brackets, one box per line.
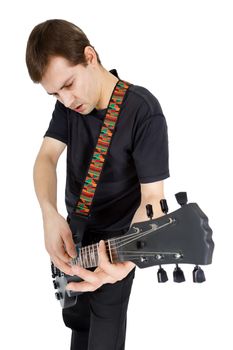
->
[25, 19, 102, 83]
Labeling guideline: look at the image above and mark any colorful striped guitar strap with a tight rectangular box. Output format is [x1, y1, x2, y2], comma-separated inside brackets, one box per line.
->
[74, 79, 131, 219]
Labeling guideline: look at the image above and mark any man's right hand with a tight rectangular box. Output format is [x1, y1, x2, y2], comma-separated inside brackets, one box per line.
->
[42, 210, 77, 275]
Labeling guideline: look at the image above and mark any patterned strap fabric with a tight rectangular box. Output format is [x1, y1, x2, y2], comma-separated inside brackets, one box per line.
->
[74, 79, 131, 217]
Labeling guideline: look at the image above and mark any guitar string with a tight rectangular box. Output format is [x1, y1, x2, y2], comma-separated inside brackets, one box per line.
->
[112, 218, 174, 248]
[76, 228, 150, 264]
[77, 228, 153, 265]
[79, 218, 173, 254]
[75, 219, 175, 268]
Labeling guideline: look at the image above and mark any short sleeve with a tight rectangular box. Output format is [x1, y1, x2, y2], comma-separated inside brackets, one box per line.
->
[132, 114, 170, 183]
[44, 100, 68, 144]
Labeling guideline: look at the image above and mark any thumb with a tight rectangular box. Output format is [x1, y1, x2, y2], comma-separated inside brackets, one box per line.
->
[64, 232, 77, 259]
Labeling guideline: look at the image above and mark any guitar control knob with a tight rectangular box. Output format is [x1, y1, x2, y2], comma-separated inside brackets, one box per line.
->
[53, 280, 59, 289]
[55, 292, 63, 300]
[51, 262, 58, 277]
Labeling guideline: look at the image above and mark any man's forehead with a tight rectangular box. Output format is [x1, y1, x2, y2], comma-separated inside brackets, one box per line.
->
[41, 57, 75, 93]
[45, 56, 75, 79]
[47, 55, 74, 69]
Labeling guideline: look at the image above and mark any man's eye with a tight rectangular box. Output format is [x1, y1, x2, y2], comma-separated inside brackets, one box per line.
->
[65, 82, 73, 88]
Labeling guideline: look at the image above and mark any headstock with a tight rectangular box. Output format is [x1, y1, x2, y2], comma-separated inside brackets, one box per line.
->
[115, 192, 214, 282]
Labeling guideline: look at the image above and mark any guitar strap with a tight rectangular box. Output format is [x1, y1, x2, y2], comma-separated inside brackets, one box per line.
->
[69, 79, 131, 241]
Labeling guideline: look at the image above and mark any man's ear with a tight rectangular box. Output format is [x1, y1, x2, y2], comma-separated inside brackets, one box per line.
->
[84, 46, 98, 66]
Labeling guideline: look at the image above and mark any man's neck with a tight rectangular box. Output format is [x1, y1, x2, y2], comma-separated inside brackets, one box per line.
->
[95, 69, 119, 110]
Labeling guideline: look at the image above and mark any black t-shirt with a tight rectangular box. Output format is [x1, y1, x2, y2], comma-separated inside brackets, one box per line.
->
[44, 69, 170, 232]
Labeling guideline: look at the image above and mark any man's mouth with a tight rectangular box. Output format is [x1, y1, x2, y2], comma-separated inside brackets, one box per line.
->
[74, 104, 83, 112]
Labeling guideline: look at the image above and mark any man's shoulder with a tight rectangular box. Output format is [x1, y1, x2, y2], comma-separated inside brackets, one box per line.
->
[126, 83, 164, 117]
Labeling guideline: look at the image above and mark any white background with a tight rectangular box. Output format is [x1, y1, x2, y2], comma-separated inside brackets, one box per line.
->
[0, 0, 232, 349]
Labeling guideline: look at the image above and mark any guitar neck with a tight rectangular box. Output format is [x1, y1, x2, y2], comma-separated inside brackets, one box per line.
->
[74, 239, 121, 269]
[73, 219, 174, 269]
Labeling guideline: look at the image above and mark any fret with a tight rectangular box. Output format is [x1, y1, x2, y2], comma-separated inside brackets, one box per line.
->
[88, 246, 91, 267]
[109, 238, 118, 263]
[95, 243, 99, 266]
[90, 244, 94, 267]
[82, 247, 87, 268]
[78, 240, 118, 269]
[82, 247, 85, 268]
[88, 245, 91, 267]
[91, 244, 96, 266]
[78, 248, 83, 267]
[108, 240, 113, 263]
[80, 247, 83, 268]
[87, 246, 91, 268]
[87, 246, 89, 268]
[92, 246, 95, 267]
[89, 245, 92, 266]
[91, 243, 95, 266]
[85, 246, 88, 268]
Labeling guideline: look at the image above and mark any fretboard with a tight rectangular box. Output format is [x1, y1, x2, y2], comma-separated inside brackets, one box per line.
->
[73, 239, 119, 269]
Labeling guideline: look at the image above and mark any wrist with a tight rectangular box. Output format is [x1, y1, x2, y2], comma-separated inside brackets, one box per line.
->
[41, 202, 58, 220]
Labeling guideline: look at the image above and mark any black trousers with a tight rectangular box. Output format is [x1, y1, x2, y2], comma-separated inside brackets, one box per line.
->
[62, 228, 135, 350]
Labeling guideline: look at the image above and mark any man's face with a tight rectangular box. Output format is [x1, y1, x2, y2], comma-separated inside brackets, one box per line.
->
[41, 51, 101, 115]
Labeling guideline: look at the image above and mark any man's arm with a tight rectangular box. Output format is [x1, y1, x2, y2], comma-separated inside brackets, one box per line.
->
[130, 180, 165, 225]
[33, 137, 64, 216]
[33, 137, 76, 275]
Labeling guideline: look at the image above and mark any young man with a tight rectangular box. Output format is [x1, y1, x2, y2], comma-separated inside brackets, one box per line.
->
[26, 19, 170, 350]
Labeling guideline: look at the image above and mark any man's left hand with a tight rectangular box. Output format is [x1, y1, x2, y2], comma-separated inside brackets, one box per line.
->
[66, 240, 136, 292]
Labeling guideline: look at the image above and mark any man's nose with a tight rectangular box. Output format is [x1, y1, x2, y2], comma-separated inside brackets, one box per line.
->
[59, 91, 74, 108]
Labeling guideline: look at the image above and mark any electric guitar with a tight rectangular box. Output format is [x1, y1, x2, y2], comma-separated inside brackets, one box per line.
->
[51, 192, 214, 308]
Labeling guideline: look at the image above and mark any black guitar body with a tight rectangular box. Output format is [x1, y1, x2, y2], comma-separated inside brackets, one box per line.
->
[51, 216, 87, 309]
[52, 272, 82, 309]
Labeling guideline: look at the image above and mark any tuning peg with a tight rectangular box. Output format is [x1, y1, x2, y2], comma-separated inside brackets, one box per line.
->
[193, 265, 206, 283]
[173, 264, 185, 282]
[160, 199, 168, 214]
[157, 265, 168, 282]
[146, 204, 153, 219]
[175, 192, 188, 206]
